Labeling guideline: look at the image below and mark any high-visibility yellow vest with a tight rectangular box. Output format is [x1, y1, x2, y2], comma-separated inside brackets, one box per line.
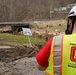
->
[46, 34, 76, 75]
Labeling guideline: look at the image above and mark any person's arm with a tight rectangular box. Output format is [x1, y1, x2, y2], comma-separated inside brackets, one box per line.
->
[36, 38, 53, 71]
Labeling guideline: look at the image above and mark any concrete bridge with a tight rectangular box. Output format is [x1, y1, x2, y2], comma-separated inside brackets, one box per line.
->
[0, 22, 31, 34]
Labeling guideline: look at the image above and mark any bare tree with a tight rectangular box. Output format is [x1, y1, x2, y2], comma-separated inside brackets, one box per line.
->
[0, 0, 74, 22]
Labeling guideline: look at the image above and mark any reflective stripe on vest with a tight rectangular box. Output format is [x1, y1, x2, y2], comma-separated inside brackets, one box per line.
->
[46, 35, 63, 75]
[54, 35, 63, 75]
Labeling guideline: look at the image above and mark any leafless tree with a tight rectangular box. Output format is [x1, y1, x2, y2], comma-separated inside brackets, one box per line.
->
[0, 0, 75, 22]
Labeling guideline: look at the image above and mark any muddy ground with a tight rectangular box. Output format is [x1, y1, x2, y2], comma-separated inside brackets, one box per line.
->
[0, 57, 45, 75]
[0, 41, 45, 75]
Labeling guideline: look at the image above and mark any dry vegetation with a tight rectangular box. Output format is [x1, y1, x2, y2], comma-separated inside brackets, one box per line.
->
[0, 0, 75, 21]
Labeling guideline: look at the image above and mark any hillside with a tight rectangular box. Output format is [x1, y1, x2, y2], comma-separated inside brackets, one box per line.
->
[0, 0, 76, 21]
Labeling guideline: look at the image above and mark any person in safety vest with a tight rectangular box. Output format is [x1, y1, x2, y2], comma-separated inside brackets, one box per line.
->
[36, 5, 76, 75]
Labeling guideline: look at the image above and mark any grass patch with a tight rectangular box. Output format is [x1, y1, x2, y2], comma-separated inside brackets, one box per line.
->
[31, 23, 39, 29]
[0, 33, 46, 46]
[48, 25, 66, 31]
